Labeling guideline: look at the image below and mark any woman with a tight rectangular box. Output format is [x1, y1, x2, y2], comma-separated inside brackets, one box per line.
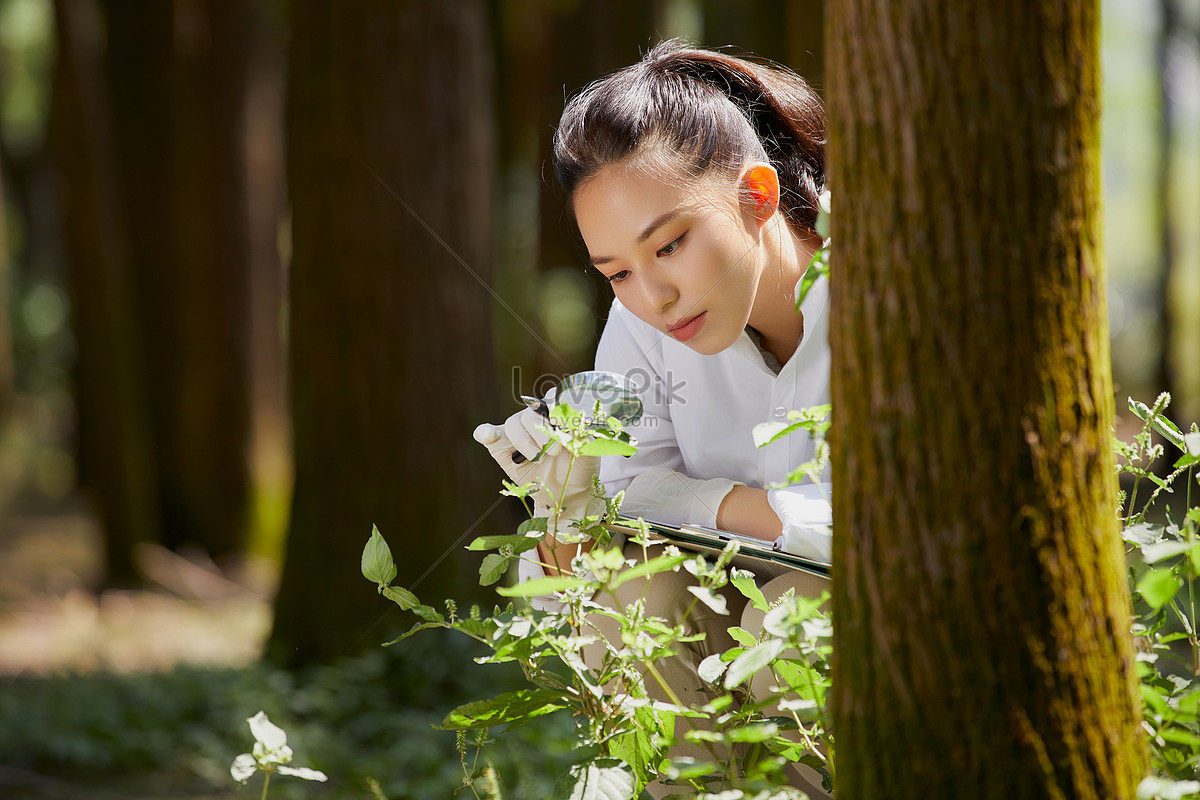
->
[474, 40, 833, 797]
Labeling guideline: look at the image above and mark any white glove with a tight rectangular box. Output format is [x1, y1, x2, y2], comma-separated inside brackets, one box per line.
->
[767, 483, 832, 563]
[473, 405, 601, 537]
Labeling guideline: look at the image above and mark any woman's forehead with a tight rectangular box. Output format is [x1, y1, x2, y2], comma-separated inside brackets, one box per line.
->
[575, 163, 731, 228]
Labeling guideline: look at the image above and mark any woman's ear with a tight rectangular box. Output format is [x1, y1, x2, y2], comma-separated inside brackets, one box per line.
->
[740, 163, 780, 227]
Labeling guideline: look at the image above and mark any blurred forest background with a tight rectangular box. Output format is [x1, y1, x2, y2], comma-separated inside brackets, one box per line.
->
[0, 0, 1196, 798]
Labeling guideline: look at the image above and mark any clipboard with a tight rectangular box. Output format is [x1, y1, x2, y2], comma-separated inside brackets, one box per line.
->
[605, 515, 830, 580]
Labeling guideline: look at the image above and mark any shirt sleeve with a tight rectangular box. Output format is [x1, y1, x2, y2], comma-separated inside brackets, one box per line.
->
[594, 300, 743, 527]
[767, 482, 833, 562]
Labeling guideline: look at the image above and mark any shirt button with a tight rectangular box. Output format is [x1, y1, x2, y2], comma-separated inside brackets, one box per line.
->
[773, 406, 787, 417]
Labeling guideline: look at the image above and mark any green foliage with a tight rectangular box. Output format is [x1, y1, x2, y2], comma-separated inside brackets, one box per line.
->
[752, 404, 830, 490]
[358, 392, 1200, 799]
[1120, 395, 1200, 800]
[0, 641, 575, 799]
[363, 404, 833, 799]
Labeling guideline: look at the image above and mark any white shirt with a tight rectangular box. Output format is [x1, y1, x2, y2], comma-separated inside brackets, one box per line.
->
[515, 275, 832, 597]
[594, 275, 831, 526]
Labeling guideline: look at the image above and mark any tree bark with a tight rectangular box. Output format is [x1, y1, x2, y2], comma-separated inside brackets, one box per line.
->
[103, 0, 255, 558]
[51, 0, 158, 586]
[0, 147, 12, 423]
[826, 2, 1143, 798]
[1154, 0, 1179, 425]
[533, 1, 657, 380]
[269, 1, 498, 667]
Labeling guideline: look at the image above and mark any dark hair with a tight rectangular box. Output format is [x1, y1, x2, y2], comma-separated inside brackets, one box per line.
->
[553, 39, 826, 233]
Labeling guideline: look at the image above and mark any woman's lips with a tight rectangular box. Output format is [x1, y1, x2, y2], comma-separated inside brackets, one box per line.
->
[669, 311, 707, 342]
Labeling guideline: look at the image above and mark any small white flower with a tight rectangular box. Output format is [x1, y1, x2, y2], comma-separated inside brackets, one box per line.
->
[230, 710, 328, 786]
[248, 710, 288, 757]
[277, 765, 329, 781]
[230, 753, 257, 784]
[1185, 431, 1200, 457]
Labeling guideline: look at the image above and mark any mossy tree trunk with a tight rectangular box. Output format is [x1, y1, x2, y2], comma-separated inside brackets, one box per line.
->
[826, 2, 1144, 798]
[268, 1, 498, 668]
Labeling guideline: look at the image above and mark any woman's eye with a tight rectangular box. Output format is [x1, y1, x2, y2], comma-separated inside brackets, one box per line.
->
[607, 270, 630, 283]
[657, 234, 685, 257]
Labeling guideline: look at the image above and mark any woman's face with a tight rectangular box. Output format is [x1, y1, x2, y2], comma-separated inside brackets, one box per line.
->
[573, 163, 766, 356]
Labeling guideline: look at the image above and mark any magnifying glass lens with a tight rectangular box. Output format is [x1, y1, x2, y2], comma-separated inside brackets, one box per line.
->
[556, 371, 644, 427]
[510, 370, 643, 463]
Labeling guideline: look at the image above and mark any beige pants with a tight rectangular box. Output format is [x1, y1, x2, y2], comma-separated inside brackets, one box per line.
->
[581, 544, 833, 799]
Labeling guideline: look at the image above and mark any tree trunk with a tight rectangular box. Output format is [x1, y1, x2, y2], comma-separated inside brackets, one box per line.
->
[241, 5, 289, 548]
[532, 1, 656, 380]
[51, 0, 158, 586]
[269, 1, 498, 668]
[164, 0, 255, 557]
[102, 0, 255, 558]
[0, 148, 12, 423]
[826, 2, 1143, 798]
[1154, 0, 1179, 426]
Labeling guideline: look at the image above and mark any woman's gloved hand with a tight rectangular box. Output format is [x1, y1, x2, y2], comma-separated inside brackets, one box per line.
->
[473, 404, 602, 536]
[766, 483, 833, 563]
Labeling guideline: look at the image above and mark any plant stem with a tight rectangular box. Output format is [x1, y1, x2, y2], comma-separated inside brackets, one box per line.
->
[260, 771, 271, 800]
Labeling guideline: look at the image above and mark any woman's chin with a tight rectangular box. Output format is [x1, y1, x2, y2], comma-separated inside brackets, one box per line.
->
[683, 330, 739, 356]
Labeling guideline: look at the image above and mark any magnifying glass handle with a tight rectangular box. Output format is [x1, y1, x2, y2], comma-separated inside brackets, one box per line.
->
[512, 396, 551, 464]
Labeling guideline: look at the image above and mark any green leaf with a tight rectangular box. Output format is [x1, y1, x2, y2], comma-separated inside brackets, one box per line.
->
[662, 758, 720, 781]
[361, 526, 397, 586]
[382, 620, 444, 646]
[698, 653, 729, 683]
[501, 479, 539, 499]
[727, 626, 758, 647]
[381, 585, 419, 610]
[724, 639, 787, 689]
[687, 585, 728, 615]
[608, 707, 662, 787]
[1124, 522, 1167, 546]
[1174, 452, 1200, 470]
[1137, 568, 1183, 611]
[468, 534, 542, 553]
[554, 758, 637, 800]
[1158, 727, 1200, 747]
[518, 516, 550, 536]
[754, 421, 799, 448]
[495, 575, 589, 597]
[730, 568, 769, 611]
[795, 258, 827, 310]
[725, 722, 779, 743]
[1141, 540, 1197, 564]
[438, 688, 565, 731]
[412, 604, 445, 623]
[610, 553, 689, 589]
[579, 438, 638, 457]
[479, 554, 512, 586]
[1129, 398, 1187, 451]
[1141, 683, 1169, 715]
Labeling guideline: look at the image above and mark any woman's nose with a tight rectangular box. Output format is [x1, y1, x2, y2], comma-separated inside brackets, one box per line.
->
[640, 272, 678, 313]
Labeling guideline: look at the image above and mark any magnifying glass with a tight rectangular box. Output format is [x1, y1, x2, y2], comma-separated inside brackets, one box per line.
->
[512, 370, 643, 464]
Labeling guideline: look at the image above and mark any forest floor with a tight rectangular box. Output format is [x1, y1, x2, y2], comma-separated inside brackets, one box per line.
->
[0, 498, 275, 799]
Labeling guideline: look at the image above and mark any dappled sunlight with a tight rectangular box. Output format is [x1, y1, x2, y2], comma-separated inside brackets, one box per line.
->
[0, 511, 274, 675]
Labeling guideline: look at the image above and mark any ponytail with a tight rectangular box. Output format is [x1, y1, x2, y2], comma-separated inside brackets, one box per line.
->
[554, 39, 826, 232]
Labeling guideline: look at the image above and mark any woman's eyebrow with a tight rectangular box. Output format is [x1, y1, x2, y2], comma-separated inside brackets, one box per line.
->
[589, 206, 686, 267]
[636, 207, 684, 245]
